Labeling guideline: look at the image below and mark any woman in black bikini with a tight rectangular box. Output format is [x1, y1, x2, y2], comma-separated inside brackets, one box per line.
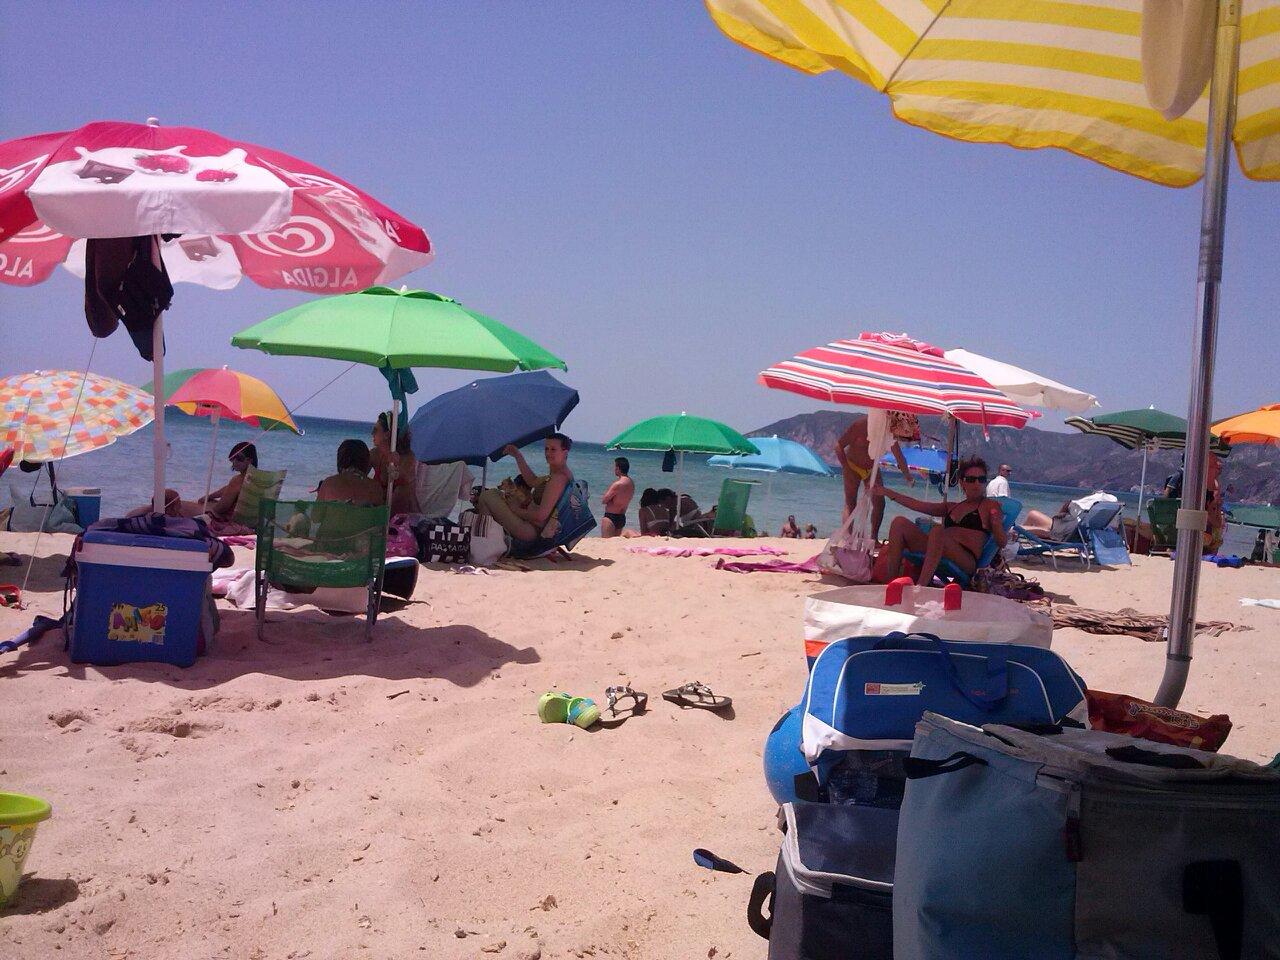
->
[872, 456, 1007, 587]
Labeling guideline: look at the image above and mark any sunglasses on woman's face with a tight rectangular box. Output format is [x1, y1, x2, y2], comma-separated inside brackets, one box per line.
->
[962, 474, 987, 483]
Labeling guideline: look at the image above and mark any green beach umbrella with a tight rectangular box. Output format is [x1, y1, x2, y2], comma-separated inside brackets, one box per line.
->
[605, 413, 759, 456]
[1065, 407, 1230, 532]
[606, 414, 758, 532]
[230, 287, 566, 374]
[232, 286, 566, 504]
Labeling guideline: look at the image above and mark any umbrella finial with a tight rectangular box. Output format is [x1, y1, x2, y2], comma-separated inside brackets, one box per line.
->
[146, 117, 160, 127]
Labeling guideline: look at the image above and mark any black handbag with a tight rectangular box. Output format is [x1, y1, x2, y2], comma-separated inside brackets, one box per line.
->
[414, 519, 470, 564]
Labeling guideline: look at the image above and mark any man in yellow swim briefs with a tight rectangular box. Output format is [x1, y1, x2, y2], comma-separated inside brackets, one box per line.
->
[835, 411, 917, 541]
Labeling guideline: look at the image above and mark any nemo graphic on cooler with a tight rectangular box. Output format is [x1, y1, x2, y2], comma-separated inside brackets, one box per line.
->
[107, 602, 168, 644]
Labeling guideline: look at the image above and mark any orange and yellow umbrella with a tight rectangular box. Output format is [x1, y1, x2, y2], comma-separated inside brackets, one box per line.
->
[1213, 404, 1280, 447]
[156, 367, 298, 434]
[145, 366, 298, 501]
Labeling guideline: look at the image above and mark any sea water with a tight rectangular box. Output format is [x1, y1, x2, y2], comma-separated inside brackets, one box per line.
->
[17, 414, 1139, 537]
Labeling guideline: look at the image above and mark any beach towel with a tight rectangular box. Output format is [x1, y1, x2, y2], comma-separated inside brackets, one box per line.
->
[627, 545, 785, 558]
[414, 461, 473, 519]
[1048, 603, 1245, 642]
[715, 554, 822, 574]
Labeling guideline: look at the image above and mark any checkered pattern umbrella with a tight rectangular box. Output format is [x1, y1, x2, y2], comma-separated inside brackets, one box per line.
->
[0, 369, 153, 462]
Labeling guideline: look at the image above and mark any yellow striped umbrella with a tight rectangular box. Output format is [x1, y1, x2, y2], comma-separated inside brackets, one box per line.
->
[706, 0, 1270, 707]
[706, 0, 1280, 186]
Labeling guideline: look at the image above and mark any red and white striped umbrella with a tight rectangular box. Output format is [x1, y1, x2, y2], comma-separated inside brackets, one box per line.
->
[0, 120, 431, 292]
[760, 332, 1031, 429]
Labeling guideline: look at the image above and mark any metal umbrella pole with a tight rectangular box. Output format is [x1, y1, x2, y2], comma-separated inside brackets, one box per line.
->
[151, 312, 167, 514]
[1156, 0, 1240, 708]
[1134, 440, 1151, 548]
[202, 408, 222, 504]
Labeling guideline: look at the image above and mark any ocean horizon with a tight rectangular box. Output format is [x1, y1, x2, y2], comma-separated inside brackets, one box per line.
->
[12, 412, 1143, 536]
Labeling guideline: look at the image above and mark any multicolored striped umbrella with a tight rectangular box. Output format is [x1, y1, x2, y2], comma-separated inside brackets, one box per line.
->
[151, 367, 299, 434]
[0, 370, 153, 462]
[760, 333, 1031, 429]
[143, 366, 299, 502]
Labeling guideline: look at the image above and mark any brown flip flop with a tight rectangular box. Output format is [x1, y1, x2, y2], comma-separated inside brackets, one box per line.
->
[663, 682, 732, 712]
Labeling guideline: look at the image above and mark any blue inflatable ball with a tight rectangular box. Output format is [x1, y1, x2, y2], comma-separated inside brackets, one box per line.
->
[763, 704, 809, 805]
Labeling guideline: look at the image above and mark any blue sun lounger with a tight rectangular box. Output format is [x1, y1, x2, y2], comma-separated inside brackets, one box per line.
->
[1016, 500, 1128, 570]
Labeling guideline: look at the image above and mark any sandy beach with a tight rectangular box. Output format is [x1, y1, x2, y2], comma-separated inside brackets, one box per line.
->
[1, 532, 1277, 959]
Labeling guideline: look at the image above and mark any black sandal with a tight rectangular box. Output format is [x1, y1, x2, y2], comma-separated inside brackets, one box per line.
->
[662, 682, 732, 712]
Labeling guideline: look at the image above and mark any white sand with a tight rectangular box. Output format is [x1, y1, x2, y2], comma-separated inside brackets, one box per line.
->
[1, 532, 1277, 958]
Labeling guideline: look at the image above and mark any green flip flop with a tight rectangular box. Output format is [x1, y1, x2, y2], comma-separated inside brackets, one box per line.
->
[537, 691, 600, 729]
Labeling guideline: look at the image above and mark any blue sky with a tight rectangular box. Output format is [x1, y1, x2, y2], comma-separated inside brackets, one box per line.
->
[2, 2, 1276, 442]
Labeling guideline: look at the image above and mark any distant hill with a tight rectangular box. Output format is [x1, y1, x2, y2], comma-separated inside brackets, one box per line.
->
[751, 411, 1280, 504]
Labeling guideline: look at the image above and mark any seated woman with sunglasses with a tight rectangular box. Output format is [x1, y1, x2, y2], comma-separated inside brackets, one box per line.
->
[872, 456, 1006, 587]
[126, 442, 258, 521]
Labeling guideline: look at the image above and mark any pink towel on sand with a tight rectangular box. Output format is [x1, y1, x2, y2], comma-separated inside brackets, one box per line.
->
[627, 545, 786, 558]
[714, 554, 822, 574]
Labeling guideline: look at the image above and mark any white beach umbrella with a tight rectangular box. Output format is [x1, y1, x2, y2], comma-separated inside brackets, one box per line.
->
[943, 349, 1098, 416]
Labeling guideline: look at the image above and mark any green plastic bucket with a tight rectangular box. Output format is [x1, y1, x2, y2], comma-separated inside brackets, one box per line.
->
[0, 792, 52, 907]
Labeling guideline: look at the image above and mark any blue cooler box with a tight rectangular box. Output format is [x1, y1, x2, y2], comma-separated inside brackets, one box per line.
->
[69, 530, 212, 667]
[64, 486, 102, 526]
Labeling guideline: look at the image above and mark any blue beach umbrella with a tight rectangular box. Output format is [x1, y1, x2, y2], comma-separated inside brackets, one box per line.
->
[707, 436, 834, 477]
[407, 370, 578, 468]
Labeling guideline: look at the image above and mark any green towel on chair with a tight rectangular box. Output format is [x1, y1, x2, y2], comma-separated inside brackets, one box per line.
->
[233, 468, 287, 527]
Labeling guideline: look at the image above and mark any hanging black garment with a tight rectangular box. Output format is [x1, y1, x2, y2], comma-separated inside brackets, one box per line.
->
[83, 236, 174, 360]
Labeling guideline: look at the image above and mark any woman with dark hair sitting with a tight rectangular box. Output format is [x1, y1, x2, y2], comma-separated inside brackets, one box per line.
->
[318, 439, 384, 507]
[872, 455, 1006, 587]
[371, 411, 421, 516]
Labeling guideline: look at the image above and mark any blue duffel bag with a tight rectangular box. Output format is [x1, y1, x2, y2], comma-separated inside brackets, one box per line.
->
[802, 632, 1086, 776]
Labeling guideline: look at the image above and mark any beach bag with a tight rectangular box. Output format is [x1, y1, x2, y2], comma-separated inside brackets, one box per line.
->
[6, 483, 81, 534]
[385, 515, 420, 558]
[462, 510, 507, 566]
[749, 801, 897, 960]
[803, 583, 1053, 666]
[414, 518, 470, 564]
[819, 513, 874, 583]
[894, 713, 1280, 960]
[802, 633, 1087, 765]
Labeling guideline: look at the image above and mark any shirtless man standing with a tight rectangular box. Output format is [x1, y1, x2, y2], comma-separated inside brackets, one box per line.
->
[835, 413, 915, 540]
[601, 457, 635, 537]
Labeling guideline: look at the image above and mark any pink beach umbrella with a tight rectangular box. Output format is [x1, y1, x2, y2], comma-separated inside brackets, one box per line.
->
[760, 332, 1032, 431]
[0, 119, 432, 511]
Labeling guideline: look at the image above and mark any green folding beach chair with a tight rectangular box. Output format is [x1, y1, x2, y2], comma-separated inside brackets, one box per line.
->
[254, 498, 388, 640]
[676, 478, 758, 536]
[232, 467, 287, 528]
[1146, 498, 1179, 553]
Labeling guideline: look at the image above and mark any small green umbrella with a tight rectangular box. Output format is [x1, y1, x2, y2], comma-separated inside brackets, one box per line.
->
[606, 414, 758, 530]
[605, 413, 759, 456]
[232, 286, 566, 504]
[1065, 407, 1230, 527]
